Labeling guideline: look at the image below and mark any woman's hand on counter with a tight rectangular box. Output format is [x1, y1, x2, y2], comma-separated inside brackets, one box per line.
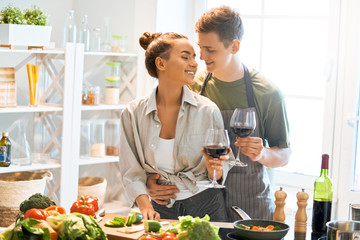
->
[135, 194, 160, 221]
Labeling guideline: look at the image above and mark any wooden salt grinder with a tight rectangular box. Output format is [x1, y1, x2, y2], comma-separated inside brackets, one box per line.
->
[294, 188, 309, 232]
[273, 187, 287, 223]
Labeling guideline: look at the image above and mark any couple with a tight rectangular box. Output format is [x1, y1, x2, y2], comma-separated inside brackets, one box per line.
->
[119, 5, 291, 222]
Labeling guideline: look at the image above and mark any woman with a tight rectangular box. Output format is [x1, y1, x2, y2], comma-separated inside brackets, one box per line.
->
[118, 32, 231, 221]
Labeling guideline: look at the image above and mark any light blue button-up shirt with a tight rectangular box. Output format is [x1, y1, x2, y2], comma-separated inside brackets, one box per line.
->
[119, 86, 231, 207]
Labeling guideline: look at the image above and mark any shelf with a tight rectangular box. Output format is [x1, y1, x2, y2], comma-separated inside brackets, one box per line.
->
[79, 156, 119, 166]
[81, 104, 125, 111]
[0, 48, 64, 55]
[84, 51, 137, 57]
[0, 159, 61, 174]
[0, 105, 63, 113]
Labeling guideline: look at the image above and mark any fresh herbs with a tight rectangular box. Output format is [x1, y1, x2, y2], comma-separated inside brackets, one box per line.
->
[0, 4, 48, 25]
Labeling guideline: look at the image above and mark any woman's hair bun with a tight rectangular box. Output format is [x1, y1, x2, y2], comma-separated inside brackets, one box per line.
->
[139, 32, 162, 50]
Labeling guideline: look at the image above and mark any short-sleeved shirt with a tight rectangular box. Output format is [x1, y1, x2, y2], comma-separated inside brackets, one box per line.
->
[119, 86, 230, 207]
[189, 69, 290, 149]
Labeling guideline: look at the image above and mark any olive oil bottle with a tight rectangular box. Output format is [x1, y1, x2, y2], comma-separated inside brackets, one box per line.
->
[0, 132, 11, 167]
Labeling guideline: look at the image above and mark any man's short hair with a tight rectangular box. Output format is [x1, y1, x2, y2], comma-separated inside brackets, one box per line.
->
[195, 5, 244, 47]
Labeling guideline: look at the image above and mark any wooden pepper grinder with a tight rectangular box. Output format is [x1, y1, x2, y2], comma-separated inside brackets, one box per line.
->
[295, 188, 309, 232]
[273, 187, 287, 223]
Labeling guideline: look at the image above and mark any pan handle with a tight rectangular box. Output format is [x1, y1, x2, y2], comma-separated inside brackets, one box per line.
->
[231, 206, 252, 220]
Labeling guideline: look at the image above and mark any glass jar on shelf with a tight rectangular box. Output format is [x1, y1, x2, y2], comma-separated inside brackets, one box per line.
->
[91, 28, 101, 52]
[82, 85, 100, 105]
[111, 35, 127, 52]
[80, 120, 91, 158]
[105, 62, 121, 105]
[90, 119, 106, 157]
[105, 119, 120, 156]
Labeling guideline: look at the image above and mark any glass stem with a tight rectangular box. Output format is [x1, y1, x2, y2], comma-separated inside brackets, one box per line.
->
[236, 146, 241, 161]
[212, 169, 217, 185]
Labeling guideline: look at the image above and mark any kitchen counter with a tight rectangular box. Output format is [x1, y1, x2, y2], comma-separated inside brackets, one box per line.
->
[100, 213, 318, 240]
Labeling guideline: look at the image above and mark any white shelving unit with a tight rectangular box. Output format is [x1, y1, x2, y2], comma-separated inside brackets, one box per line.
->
[0, 44, 140, 212]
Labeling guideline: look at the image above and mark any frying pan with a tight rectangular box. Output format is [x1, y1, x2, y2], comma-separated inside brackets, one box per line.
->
[231, 206, 290, 240]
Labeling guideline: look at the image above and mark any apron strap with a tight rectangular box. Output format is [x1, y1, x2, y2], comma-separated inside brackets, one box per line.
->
[200, 64, 256, 109]
[200, 72, 212, 96]
[243, 64, 256, 108]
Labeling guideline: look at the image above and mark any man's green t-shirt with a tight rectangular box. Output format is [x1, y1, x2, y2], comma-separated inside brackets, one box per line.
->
[189, 69, 290, 148]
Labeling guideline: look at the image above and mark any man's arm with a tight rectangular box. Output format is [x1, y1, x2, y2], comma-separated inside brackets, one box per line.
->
[146, 174, 179, 205]
[236, 137, 291, 168]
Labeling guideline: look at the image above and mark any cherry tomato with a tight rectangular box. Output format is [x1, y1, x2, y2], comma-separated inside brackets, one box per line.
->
[138, 234, 161, 240]
[161, 232, 176, 238]
[162, 236, 177, 240]
[44, 205, 66, 216]
[23, 208, 49, 220]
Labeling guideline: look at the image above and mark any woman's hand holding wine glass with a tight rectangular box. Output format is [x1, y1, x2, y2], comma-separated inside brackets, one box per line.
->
[203, 129, 231, 188]
[229, 108, 257, 167]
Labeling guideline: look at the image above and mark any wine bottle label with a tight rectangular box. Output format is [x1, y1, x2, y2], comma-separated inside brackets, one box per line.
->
[0, 146, 6, 162]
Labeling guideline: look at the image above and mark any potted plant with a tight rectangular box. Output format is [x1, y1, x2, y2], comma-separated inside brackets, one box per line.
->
[0, 4, 52, 47]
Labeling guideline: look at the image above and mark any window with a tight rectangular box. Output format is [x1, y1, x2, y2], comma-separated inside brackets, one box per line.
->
[204, 0, 360, 219]
[207, 0, 336, 178]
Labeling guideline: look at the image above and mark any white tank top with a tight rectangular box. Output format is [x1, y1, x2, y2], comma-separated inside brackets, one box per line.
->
[154, 138, 208, 200]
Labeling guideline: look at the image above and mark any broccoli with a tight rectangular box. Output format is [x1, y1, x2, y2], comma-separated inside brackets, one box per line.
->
[19, 193, 56, 213]
[176, 215, 221, 240]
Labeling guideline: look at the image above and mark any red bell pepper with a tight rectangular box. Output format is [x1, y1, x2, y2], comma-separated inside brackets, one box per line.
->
[23, 208, 49, 220]
[70, 195, 99, 216]
[44, 205, 66, 216]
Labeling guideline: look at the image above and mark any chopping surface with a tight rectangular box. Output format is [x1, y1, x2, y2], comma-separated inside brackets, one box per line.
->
[100, 213, 234, 240]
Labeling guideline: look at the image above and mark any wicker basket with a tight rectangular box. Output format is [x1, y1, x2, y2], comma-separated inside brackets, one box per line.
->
[78, 177, 107, 208]
[0, 170, 52, 227]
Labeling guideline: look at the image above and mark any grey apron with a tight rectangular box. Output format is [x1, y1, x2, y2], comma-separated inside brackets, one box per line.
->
[200, 65, 274, 221]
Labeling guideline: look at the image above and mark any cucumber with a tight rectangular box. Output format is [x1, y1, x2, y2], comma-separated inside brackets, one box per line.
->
[144, 220, 161, 232]
[125, 213, 133, 226]
[131, 212, 143, 224]
[104, 220, 125, 227]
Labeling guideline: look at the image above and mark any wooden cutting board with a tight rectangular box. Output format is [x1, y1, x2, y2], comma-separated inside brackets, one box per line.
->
[100, 213, 233, 240]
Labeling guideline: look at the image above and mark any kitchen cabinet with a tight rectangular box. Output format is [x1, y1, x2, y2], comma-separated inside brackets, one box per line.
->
[0, 43, 141, 211]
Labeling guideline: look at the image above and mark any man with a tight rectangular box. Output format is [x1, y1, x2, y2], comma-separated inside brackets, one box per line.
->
[146, 5, 291, 221]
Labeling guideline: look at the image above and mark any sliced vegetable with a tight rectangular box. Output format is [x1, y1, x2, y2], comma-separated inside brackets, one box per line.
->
[144, 220, 161, 232]
[125, 213, 133, 226]
[44, 206, 66, 217]
[131, 212, 143, 224]
[70, 195, 99, 217]
[23, 208, 49, 220]
[104, 220, 125, 228]
[35, 220, 58, 240]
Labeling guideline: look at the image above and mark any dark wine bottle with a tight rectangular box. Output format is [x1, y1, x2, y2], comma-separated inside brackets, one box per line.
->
[311, 154, 333, 234]
[0, 132, 11, 167]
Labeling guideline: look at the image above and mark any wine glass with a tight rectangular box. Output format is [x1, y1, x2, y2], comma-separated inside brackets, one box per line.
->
[229, 108, 256, 167]
[203, 129, 230, 188]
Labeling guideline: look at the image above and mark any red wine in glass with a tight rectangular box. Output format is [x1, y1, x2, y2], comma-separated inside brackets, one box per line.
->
[229, 108, 257, 167]
[204, 145, 230, 158]
[231, 127, 255, 138]
[203, 129, 230, 188]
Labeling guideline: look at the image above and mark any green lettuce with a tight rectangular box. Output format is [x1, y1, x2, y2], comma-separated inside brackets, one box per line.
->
[46, 213, 107, 240]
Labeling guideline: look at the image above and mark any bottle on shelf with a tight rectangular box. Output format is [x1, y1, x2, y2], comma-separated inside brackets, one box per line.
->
[78, 15, 91, 52]
[62, 10, 77, 48]
[101, 17, 112, 52]
[91, 28, 101, 52]
[0, 132, 11, 167]
[311, 154, 333, 234]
